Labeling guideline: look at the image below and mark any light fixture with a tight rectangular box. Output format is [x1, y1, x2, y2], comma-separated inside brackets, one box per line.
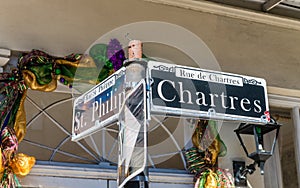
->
[234, 118, 281, 181]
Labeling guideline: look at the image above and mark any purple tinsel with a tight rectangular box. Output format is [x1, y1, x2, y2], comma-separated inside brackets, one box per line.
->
[107, 39, 126, 71]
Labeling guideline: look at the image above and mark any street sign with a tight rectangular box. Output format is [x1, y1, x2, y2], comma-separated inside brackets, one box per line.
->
[118, 80, 147, 188]
[149, 61, 270, 123]
[72, 68, 126, 141]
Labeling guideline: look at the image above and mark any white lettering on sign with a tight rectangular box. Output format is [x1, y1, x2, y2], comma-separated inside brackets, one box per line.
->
[175, 68, 243, 87]
[74, 111, 87, 133]
[84, 76, 116, 103]
[157, 79, 262, 114]
[157, 80, 176, 102]
[72, 68, 126, 141]
[91, 90, 126, 121]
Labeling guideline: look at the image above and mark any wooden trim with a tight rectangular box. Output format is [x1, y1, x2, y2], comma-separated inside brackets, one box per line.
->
[268, 94, 300, 108]
[144, 0, 300, 31]
[267, 86, 300, 108]
[263, 0, 284, 11]
[268, 86, 300, 98]
[27, 164, 194, 184]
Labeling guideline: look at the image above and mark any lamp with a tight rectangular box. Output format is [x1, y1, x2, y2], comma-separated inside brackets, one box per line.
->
[234, 118, 281, 179]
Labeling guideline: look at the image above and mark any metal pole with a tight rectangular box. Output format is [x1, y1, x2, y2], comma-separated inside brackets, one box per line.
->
[292, 107, 300, 188]
[124, 60, 149, 188]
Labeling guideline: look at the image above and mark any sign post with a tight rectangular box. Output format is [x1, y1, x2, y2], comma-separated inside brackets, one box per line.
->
[72, 60, 271, 188]
[118, 80, 148, 188]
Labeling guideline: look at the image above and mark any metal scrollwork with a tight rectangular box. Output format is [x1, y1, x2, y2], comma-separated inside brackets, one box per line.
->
[115, 68, 125, 79]
[243, 78, 261, 85]
[153, 65, 175, 72]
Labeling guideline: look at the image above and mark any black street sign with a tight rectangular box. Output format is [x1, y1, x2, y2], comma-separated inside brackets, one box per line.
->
[72, 68, 126, 141]
[149, 61, 270, 123]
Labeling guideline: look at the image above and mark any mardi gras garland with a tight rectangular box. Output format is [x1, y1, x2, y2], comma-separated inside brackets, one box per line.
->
[0, 39, 126, 187]
[185, 120, 235, 188]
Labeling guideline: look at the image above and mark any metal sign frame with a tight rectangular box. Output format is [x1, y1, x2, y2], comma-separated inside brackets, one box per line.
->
[148, 61, 270, 124]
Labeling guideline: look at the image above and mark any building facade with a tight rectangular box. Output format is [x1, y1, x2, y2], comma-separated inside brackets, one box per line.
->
[1, 0, 300, 187]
